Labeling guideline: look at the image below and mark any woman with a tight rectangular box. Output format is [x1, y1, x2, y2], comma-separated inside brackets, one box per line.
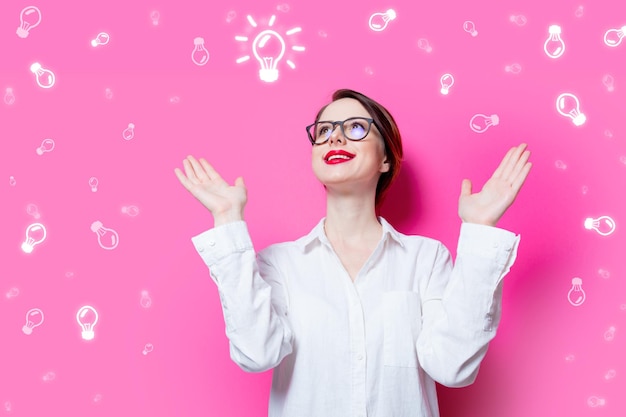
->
[174, 89, 532, 417]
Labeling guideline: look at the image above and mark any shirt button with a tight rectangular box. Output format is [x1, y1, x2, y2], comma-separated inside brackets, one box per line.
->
[197, 246, 205, 252]
[357, 354, 364, 361]
[208, 240, 216, 247]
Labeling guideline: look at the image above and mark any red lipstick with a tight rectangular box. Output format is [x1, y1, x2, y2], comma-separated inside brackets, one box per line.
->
[324, 150, 356, 164]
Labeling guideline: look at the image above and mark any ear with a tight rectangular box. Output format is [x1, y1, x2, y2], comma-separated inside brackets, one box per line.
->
[380, 157, 390, 173]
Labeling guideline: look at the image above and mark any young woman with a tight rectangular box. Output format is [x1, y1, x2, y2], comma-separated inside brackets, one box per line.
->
[174, 89, 532, 417]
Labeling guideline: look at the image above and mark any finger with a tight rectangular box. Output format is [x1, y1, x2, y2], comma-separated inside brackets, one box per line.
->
[491, 147, 516, 179]
[186, 155, 210, 181]
[199, 158, 226, 184]
[460, 179, 472, 197]
[174, 167, 194, 190]
[500, 144, 528, 180]
[235, 176, 245, 188]
[511, 162, 532, 195]
[182, 158, 200, 184]
[506, 149, 531, 184]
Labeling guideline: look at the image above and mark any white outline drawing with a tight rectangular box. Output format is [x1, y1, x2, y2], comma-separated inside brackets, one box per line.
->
[89, 177, 99, 192]
[584, 216, 616, 236]
[469, 114, 499, 133]
[21, 223, 46, 253]
[22, 308, 44, 334]
[463, 20, 478, 37]
[91, 221, 119, 250]
[556, 93, 586, 126]
[91, 32, 110, 47]
[369, 9, 396, 32]
[36, 138, 55, 155]
[16, 6, 42, 38]
[567, 277, 585, 306]
[440, 73, 454, 95]
[604, 26, 626, 47]
[191, 37, 209, 66]
[77, 305, 99, 340]
[122, 123, 135, 140]
[544, 25, 565, 58]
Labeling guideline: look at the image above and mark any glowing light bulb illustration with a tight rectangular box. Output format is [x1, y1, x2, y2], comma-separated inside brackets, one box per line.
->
[417, 38, 432, 53]
[76, 305, 98, 340]
[604, 26, 626, 47]
[150, 10, 160, 26]
[567, 277, 586, 306]
[26, 203, 41, 219]
[122, 123, 135, 140]
[21, 223, 46, 253]
[89, 177, 98, 192]
[142, 343, 154, 355]
[587, 396, 606, 407]
[252, 30, 286, 82]
[105, 88, 113, 99]
[226, 10, 237, 23]
[4, 87, 16, 105]
[91, 32, 110, 47]
[469, 114, 499, 133]
[191, 37, 210, 66]
[169, 96, 180, 104]
[42, 371, 56, 382]
[544, 25, 565, 58]
[505, 63, 522, 74]
[368, 9, 396, 32]
[6, 287, 20, 299]
[509, 14, 527, 26]
[463, 20, 478, 37]
[36, 138, 55, 155]
[91, 221, 119, 250]
[604, 369, 616, 380]
[140, 290, 152, 308]
[16, 6, 42, 38]
[603, 326, 616, 341]
[22, 308, 44, 334]
[575, 5, 584, 18]
[121, 205, 140, 216]
[30, 62, 55, 89]
[556, 93, 586, 126]
[602, 74, 615, 92]
[9, 175, 17, 186]
[440, 73, 454, 95]
[584, 216, 615, 236]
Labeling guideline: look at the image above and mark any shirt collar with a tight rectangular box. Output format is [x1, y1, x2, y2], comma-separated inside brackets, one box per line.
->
[295, 216, 405, 252]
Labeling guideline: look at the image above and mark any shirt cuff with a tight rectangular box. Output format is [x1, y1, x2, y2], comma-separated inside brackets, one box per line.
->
[191, 221, 253, 266]
[457, 222, 520, 260]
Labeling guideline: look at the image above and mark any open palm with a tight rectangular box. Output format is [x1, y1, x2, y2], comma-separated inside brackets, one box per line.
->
[458, 143, 532, 227]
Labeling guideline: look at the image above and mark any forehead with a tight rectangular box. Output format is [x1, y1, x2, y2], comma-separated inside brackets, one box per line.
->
[319, 98, 371, 121]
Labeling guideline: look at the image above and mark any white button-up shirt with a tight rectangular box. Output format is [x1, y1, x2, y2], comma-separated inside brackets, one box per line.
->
[191, 217, 520, 417]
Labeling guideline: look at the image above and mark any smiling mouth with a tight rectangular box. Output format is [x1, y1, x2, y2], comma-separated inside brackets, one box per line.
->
[324, 151, 355, 164]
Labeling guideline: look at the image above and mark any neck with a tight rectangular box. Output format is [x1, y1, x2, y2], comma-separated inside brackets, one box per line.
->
[324, 190, 381, 244]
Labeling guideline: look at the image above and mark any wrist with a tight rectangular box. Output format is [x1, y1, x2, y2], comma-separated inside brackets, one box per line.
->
[213, 210, 244, 227]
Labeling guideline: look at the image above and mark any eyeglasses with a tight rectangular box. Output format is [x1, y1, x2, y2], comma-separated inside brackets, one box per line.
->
[306, 117, 377, 145]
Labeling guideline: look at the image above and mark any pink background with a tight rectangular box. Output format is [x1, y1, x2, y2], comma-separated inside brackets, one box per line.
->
[1, 0, 625, 416]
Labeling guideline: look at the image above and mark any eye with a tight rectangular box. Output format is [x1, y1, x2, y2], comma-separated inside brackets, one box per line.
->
[348, 121, 367, 137]
[316, 123, 332, 137]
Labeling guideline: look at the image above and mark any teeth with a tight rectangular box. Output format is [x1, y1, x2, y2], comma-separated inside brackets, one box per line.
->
[328, 154, 351, 161]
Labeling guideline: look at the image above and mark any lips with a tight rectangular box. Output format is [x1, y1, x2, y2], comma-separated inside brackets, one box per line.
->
[324, 150, 356, 164]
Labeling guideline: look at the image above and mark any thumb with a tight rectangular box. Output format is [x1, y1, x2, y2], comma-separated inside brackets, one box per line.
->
[235, 176, 245, 187]
[460, 179, 472, 197]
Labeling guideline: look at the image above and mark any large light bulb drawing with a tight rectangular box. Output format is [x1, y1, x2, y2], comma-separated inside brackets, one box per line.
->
[544, 25, 565, 58]
[91, 32, 110, 47]
[567, 277, 586, 306]
[469, 114, 499, 133]
[368, 9, 396, 32]
[191, 37, 209, 66]
[584, 216, 615, 236]
[22, 308, 44, 334]
[440, 73, 454, 95]
[235, 14, 305, 83]
[603, 26, 626, 47]
[252, 30, 285, 82]
[76, 305, 98, 340]
[556, 93, 586, 126]
[30, 62, 55, 89]
[91, 221, 119, 249]
[16, 6, 42, 38]
[463, 20, 478, 37]
[21, 223, 47, 253]
[36, 138, 55, 155]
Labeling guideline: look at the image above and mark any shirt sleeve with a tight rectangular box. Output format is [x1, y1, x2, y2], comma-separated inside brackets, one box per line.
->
[191, 221, 294, 373]
[415, 222, 520, 387]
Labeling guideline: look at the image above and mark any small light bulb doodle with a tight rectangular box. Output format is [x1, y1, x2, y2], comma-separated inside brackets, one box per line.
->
[276, 3, 290, 13]
[9, 175, 17, 186]
[142, 343, 154, 355]
[604, 129, 614, 138]
[192, 37, 210, 66]
[509, 14, 527, 26]
[567, 277, 586, 306]
[581, 185, 589, 195]
[122, 123, 135, 140]
[597, 268, 611, 279]
[584, 216, 616, 236]
[604, 369, 616, 380]
[469, 114, 499, 133]
[575, 5, 584, 18]
[4, 401, 12, 412]
[602, 74, 615, 92]
[26, 203, 41, 219]
[16, 6, 42, 38]
[36, 138, 55, 155]
[505, 63, 522, 74]
[105, 88, 113, 99]
[318, 30, 328, 38]
[463, 20, 478, 37]
[544, 25, 565, 58]
[30, 62, 55, 89]
[42, 371, 56, 382]
[21, 223, 47, 253]
[369, 9, 396, 32]
[226, 10, 237, 23]
[90, 221, 119, 250]
[121, 205, 140, 216]
[440, 73, 454, 95]
[604, 26, 626, 47]
[169, 96, 180, 104]
[76, 305, 98, 340]
[554, 160, 567, 170]
[89, 177, 99, 192]
[22, 308, 44, 334]
[150, 10, 160, 26]
[587, 396, 606, 408]
[417, 38, 432, 53]
[556, 93, 586, 126]
[564, 354, 575, 362]
[140, 290, 152, 308]
[4, 87, 16, 105]
[91, 32, 110, 47]
[6, 287, 20, 299]
[603, 326, 616, 341]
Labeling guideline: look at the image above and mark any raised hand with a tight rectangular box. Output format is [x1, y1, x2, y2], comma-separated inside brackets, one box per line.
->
[458, 143, 532, 227]
[174, 155, 247, 226]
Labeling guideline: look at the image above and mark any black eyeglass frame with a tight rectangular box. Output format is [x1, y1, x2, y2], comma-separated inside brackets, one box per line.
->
[305, 117, 379, 145]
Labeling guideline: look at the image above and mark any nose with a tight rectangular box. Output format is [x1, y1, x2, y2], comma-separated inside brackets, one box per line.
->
[328, 123, 345, 145]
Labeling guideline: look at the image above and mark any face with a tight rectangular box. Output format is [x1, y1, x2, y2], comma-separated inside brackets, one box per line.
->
[311, 98, 389, 193]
